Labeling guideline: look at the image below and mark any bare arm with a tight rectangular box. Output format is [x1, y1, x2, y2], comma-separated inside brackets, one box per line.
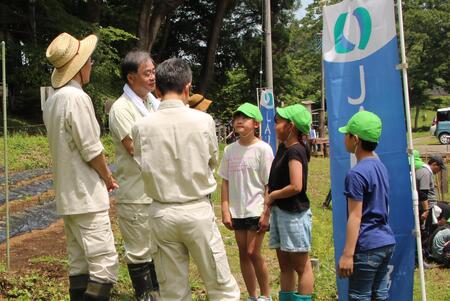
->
[267, 159, 303, 206]
[89, 153, 118, 192]
[418, 190, 430, 220]
[258, 185, 270, 232]
[338, 198, 362, 278]
[221, 179, 233, 230]
[121, 135, 134, 156]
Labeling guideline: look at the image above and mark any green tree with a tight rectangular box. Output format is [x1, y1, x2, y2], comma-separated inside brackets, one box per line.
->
[403, 0, 450, 129]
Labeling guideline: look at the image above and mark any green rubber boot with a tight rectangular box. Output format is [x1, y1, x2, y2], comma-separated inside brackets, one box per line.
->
[278, 291, 295, 301]
[292, 293, 312, 301]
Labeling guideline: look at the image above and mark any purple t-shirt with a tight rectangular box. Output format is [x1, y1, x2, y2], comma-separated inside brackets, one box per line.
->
[344, 157, 396, 252]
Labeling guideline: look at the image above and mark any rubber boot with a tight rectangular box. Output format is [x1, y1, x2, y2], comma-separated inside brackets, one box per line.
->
[292, 293, 312, 301]
[84, 280, 113, 301]
[69, 274, 89, 301]
[279, 291, 294, 301]
[128, 262, 160, 301]
[148, 261, 159, 291]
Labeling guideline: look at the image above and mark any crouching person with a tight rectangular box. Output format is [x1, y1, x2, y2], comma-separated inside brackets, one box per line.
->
[109, 50, 160, 300]
[132, 58, 240, 301]
[44, 32, 119, 300]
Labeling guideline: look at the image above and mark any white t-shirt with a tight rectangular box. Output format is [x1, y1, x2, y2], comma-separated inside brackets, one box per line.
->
[218, 140, 274, 218]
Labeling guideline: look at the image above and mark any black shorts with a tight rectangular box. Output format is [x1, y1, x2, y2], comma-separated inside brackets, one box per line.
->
[232, 217, 260, 231]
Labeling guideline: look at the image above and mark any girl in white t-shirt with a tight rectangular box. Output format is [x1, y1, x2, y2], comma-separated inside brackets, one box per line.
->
[219, 102, 274, 301]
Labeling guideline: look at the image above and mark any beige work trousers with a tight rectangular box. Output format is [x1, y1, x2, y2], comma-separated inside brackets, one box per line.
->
[63, 210, 119, 283]
[117, 203, 153, 264]
[149, 199, 240, 301]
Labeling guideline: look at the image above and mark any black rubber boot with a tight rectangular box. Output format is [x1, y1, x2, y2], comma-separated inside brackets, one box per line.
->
[69, 274, 89, 301]
[128, 262, 160, 301]
[148, 261, 159, 291]
[83, 280, 113, 301]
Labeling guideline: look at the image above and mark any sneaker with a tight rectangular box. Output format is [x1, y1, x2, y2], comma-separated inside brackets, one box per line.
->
[257, 296, 272, 301]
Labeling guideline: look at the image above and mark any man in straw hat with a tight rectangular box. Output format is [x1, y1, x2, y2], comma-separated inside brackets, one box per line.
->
[43, 32, 119, 301]
[132, 58, 240, 301]
[108, 50, 160, 300]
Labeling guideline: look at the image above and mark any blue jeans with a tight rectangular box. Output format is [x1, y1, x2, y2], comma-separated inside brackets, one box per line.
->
[349, 245, 395, 301]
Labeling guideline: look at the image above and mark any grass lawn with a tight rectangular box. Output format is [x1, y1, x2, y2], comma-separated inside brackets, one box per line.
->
[0, 135, 449, 300]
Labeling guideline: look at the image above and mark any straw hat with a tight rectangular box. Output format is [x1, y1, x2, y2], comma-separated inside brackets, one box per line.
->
[46, 32, 98, 88]
[188, 94, 213, 112]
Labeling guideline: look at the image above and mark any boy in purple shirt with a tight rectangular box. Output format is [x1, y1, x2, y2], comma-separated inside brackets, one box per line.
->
[337, 111, 396, 301]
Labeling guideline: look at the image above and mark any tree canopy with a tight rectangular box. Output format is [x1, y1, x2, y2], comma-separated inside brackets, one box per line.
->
[0, 0, 448, 129]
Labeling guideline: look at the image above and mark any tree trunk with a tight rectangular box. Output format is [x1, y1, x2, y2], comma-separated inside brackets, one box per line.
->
[79, 0, 102, 23]
[137, 0, 153, 50]
[414, 103, 420, 130]
[197, 0, 233, 94]
[29, 0, 37, 44]
[144, 3, 167, 52]
[155, 19, 172, 61]
[138, 0, 185, 53]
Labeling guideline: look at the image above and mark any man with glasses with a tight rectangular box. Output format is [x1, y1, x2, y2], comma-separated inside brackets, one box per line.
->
[108, 50, 160, 300]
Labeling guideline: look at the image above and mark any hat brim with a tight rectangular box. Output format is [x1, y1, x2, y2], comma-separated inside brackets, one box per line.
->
[193, 98, 212, 112]
[276, 107, 289, 120]
[51, 34, 98, 88]
[338, 126, 349, 134]
[234, 108, 262, 122]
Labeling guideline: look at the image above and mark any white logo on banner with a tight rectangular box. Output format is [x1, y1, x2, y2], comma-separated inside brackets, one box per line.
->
[323, 0, 396, 63]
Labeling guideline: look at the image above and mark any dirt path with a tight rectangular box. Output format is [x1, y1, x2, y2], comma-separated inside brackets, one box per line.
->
[0, 202, 118, 272]
[413, 136, 450, 154]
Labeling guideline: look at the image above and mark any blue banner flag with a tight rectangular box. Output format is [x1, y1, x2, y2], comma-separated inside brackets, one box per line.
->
[323, 0, 415, 300]
[260, 88, 277, 154]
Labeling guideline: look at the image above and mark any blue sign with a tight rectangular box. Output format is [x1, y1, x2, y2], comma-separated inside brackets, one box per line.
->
[260, 89, 277, 154]
[323, 0, 415, 300]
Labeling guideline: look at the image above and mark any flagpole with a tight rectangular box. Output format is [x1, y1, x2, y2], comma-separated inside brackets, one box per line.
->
[395, 1, 426, 300]
[320, 0, 328, 139]
[264, 0, 273, 89]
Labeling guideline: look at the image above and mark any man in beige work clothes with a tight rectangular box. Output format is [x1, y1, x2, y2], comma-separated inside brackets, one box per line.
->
[43, 32, 119, 301]
[132, 58, 240, 301]
[109, 50, 159, 300]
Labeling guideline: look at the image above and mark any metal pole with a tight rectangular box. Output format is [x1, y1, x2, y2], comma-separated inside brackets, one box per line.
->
[2, 41, 10, 270]
[319, 0, 328, 138]
[320, 55, 325, 138]
[264, 0, 273, 89]
[395, 1, 426, 300]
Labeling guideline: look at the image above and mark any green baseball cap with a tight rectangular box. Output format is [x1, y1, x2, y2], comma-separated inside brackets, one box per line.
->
[276, 104, 312, 134]
[413, 149, 425, 170]
[234, 102, 263, 122]
[338, 111, 382, 143]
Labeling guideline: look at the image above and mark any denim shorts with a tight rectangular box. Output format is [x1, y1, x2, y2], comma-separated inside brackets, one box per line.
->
[269, 206, 312, 252]
[349, 244, 395, 301]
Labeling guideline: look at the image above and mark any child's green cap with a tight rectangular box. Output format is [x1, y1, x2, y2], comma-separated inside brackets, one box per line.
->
[276, 104, 312, 135]
[338, 111, 382, 143]
[234, 102, 263, 122]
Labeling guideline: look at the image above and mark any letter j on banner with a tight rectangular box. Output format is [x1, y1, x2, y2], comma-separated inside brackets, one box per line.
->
[323, 0, 415, 300]
[259, 88, 276, 154]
